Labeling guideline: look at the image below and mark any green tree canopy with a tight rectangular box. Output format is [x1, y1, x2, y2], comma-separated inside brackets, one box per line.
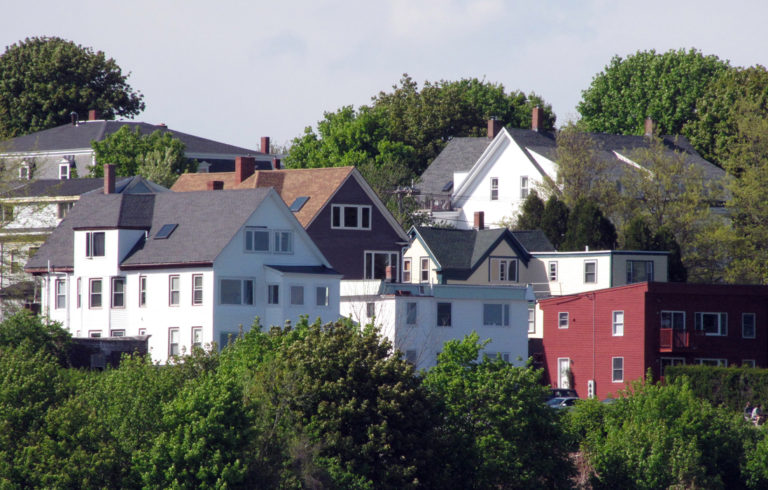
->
[577, 48, 730, 137]
[561, 198, 617, 251]
[90, 126, 196, 185]
[0, 37, 144, 138]
[621, 217, 687, 282]
[541, 195, 570, 250]
[513, 190, 545, 230]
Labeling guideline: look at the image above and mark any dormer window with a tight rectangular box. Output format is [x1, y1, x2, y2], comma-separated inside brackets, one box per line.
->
[19, 162, 30, 180]
[86, 231, 105, 257]
[59, 161, 71, 180]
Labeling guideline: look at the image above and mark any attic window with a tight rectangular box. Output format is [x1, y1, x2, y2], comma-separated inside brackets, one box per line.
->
[19, 163, 30, 180]
[154, 224, 178, 239]
[442, 181, 453, 192]
[289, 196, 309, 212]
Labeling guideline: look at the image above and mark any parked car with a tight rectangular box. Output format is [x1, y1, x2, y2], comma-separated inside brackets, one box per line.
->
[549, 388, 578, 399]
[546, 397, 580, 409]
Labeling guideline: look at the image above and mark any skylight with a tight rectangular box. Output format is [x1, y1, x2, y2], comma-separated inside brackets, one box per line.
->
[154, 223, 178, 239]
[442, 181, 453, 192]
[289, 196, 309, 212]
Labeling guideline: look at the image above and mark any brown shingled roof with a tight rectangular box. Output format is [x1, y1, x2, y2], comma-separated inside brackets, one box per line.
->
[171, 166, 355, 227]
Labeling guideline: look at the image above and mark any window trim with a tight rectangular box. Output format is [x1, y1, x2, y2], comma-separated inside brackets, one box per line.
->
[696, 358, 728, 367]
[366, 302, 376, 318]
[331, 204, 372, 230]
[85, 231, 105, 258]
[110, 329, 125, 337]
[695, 312, 728, 337]
[89, 278, 102, 309]
[490, 257, 518, 282]
[660, 310, 685, 330]
[483, 303, 510, 327]
[244, 226, 270, 253]
[59, 162, 70, 180]
[548, 261, 558, 282]
[420, 257, 430, 283]
[76, 277, 81, 309]
[520, 175, 529, 199]
[273, 230, 293, 254]
[220, 278, 254, 305]
[612, 310, 624, 336]
[627, 260, 654, 283]
[403, 258, 412, 283]
[528, 306, 535, 333]
[290, 285, 304, 306]
[111, 276, 125, 309]
[192, 274, 203, 306]
[584, 260, 597, 283]
[316, 286, 329, 306]
[267, 284, 279, 305]
[612, 357, 624, 382]
[490, 177, 499, 201]
[437, 302, 452, 327]
[168, 327, 180, 357]
[55, 278, 66, 309]
[169, 275, 180, 306]
[191, 326, 203, 350]
[139, 275, 147, 307]
[558, 312, 569, 329]
[364, 250, 399, 280]
[742, 313, 756, 339]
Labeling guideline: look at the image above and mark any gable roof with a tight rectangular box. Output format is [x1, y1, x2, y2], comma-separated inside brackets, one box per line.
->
[416, 137, 492, 197]
[1, 176, 167, 200]
[410, 226, 554, 280]
[1, 120, 260, 156]
[26, 188, 275, 272]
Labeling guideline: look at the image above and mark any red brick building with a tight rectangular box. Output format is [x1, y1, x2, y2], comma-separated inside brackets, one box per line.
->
[539, 282, 768, 400]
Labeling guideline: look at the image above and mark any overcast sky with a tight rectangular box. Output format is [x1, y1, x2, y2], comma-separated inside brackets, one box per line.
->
[3, 1, 768, 151]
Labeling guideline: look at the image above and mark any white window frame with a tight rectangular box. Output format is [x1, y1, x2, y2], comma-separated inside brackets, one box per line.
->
[54, 278, 66, 309]
[420, 257, 430, 283]
[19, 162, 30, 180]
[220, 278, 254, 305]
[267, 284, 279, 305]
[110, 329, 125, 337]
[244, 227, 270, 252]
[548, 261, 558, 281]
[743, 359, 756, 368]
[85, 231, 105, 258]
[139, 275, 147, 307]
[491, 257, 518, 282]
[528, 307, 535, 333]
[290, 285, 304, 306]
[168, 327, 180, 357]
[584, 260, 597, 283]
[316, 286, 329, 306]
[483, 303, 510, 327]
[192, 327, 203, 349]
[695, 312, 728, 336]
[111, 276, 125, 308]
[612, 310, 624, 336]
[557, 358, 571, 389]
[89, 278, 102, 308]
[169, 275, 180, 306]
[742, 313, 756, 339]
[76, 277, 81, 309]
[364, 251, 399, 280]
[59, 162, 70, 180]
[612, 357, 624, 382]
[192, 274, 203, 305]
[660, 310, 685, 330]
[331, 204, 372, 230]
[403, 258, 412, 283]
[520, 176, 529, 199]
[490, 177, 499, 201]
[696, 358, 728, 367]
[627, 260, 654, 283]
[558, 312, 569, 329]
[274, 230, 293, 254]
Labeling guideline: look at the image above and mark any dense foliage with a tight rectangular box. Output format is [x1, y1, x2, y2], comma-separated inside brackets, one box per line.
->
[0, 37, 144, 138]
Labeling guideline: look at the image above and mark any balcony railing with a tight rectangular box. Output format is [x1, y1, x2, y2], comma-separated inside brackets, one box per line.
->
[659, 328, 690, 352]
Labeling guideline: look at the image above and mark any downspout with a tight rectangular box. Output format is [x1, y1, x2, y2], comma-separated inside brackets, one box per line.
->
[592, 292, 596, 385]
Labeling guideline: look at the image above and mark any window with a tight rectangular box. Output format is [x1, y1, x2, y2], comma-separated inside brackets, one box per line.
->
[406, 302, 417, 325]
[491, 258, 518, 282]
[85, 232, 105, 258]
[290, 286, 304, 305]
[485, 352, 511, 363]
[54, 279, 66, 309]
[169, 275, 180, 306]
[697, 358, 728, 367]
[743, 313, 756, 339]
[558, 312, 569, 329]
[244, 227, 270, 252]
[660, 311, 685, 330]
[76, 277, 81, 308]
[743, 359, 756, 368]
[89, 331, 102, 338]
[274, 231, 293, 253]
[520, 176, 529, 199]
[627, 260, 654, 283]
[548, 261, 558, 281]
[220, 279, 254, 305]
[192, 274, 203, 305]
[331, 204, 371, 230]
[612, 357, 624, 382]
[695, 312, 728, 336]
[584, 260, 596, 283]
[364, 251, 398, 280]
[420, 258, 429, 282]
[660, 357, 685, 376]
[138, 328, 147, 336]
[169, 328, 180, 357]
[19, 163, 30, 180]
[89, 278, 102, 308]
[139, 276, 147, 307]
[366, 302, 376, 318]
[437, 302, 452, 327]
[267, 284, 279, 305]
[59, 162, 70, 180]
[1, 204, 13, 223]
[57, 202, 74, 219]
[403, 258, 412, 283]
[405, 350, 418, 364]
[483, 304, 510, 326]
[612, 311, 624, 336]
[316, 286, 329, 306]
[111, 277, 125, 308]
[490, 177, 499, 200]
[192, 327, 203, 349]
[528, 307, 535, 333]
[110, 329, 125, 337]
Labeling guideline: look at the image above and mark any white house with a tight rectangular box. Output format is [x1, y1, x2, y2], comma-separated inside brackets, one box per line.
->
[27, 167, 341, 363]
[340, 280, 533, 371]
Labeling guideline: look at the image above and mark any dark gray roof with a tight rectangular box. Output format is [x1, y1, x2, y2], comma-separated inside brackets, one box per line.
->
[2, 120, 261, 156]
[510, 230, 555, 252]
[2, 176, 167, 199]
[416, 137, 491, 196]
[413, 226, 544, 280]
[27, 188, 273, 271]
[264, 265, 341, 275]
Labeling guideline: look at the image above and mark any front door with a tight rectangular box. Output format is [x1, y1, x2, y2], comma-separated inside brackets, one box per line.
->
[558, 358, 570, 389]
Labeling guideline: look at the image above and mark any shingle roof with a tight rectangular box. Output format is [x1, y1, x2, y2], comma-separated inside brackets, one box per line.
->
[416, 137, 492, 196]
[1, 176, 168, 199]
[172, 166, 356, 227]
[27, 188, 273, 271]
[412, 226, 552, 279]
[2, 120, 261, 156]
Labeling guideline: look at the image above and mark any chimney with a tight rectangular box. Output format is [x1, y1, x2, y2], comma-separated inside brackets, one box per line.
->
[206, 180, 224, 190]
[385, 265, 394, 283]
[70, 112, 78, 126]
[474, 211, 484, 230]
[644, 117, 656, 137]
[261, 136, 271, 155]
[487, 118, 503, 139]
[104, 164, 115, 194]
[272, 157, 281, 170]
[88, 109, 99, 121]
[531, 106, 544, 132]
[235, 156, 256, 184]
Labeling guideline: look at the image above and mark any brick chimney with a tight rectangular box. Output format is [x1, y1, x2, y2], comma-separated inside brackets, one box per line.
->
[235, 156, 256, 184]
[261, 136, 271, 154]
[104, 164, 115, 194]
[487, 118, 503, 139]
[206, 180, 224, 190]
[644, 117, 656, 137]
[88, 109, 99, 121]
[272, 157, 281, 170]
[531, 106, 544, 132]
[474, 211, 484, 230]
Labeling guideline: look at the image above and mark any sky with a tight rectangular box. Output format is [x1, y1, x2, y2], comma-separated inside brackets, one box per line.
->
[2, 1, 768, 152]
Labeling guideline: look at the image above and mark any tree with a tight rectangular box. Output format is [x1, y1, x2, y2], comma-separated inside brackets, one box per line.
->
[0, 37, 144, 138]
[621, 217, 687, 282]
[423, 333, 574, 489]
[561, 199, 617, 251]
[577, 49, 730, 137]
[90, 126, 196, 184]
[0, 310, 70, 364]
[512, 190, 545, 230]
[540, 195, 570, 250]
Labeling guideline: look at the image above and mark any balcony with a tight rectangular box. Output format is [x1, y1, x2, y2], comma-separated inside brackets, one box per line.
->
[659, 328, 691, 352]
